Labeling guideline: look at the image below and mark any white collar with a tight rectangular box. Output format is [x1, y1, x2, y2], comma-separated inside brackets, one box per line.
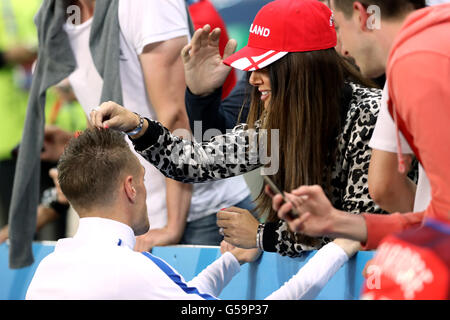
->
[73, 217, 136, 250]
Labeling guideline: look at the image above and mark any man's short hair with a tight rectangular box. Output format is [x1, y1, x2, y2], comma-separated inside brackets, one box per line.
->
[333, 0, 426, 19]
[57, 128, 140, 210]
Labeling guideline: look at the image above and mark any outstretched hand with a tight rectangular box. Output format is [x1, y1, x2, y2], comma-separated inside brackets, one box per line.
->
[181, 24, 237, 96]
[220, 240, 261, 265]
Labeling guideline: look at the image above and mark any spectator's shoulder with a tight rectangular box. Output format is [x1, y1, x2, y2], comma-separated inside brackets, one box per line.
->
[349, 82, 382, 115]
[339, 83, 382, 154]
[345, 82, 382, 132]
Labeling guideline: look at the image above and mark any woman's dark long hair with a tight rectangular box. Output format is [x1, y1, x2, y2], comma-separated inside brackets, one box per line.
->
[245, 48, 375, 246]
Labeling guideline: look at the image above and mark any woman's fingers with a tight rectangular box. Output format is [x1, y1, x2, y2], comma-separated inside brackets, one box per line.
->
[199, 24, 211, 48]
[89, 107, 101, 128]
[90, 102, 114, 128]
[89, 101, 137, 131]
[208, 27, 221, 47]
[181, 43, 192, 63]
[222, 206, 250, 215]
[190, 25, 206, 52]
[222, 38, 237, 60]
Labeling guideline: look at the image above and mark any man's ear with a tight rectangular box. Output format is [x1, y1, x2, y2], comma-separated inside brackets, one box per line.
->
[124, 175, 136, 203]
[353, 1, 371, 32]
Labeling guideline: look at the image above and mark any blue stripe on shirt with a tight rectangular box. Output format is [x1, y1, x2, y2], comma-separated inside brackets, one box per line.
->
[141, 252, 217, 300]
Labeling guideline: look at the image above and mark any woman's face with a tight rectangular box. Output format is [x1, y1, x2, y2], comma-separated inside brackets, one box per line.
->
[249, 68, 271, 110]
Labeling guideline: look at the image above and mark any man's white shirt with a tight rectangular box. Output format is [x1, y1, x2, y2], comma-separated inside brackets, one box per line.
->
[26, 218, 350, 300]
[63, 0, 251, 228]
[26, 218, 239, 299]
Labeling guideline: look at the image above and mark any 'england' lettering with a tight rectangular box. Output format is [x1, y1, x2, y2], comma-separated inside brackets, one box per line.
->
[250, 24, 270, 37]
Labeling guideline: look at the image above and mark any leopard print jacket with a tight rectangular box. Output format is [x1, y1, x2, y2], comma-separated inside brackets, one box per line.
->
[132, 82, 384, 257]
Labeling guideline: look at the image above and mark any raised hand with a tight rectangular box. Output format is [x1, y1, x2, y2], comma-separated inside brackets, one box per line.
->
[181, 24, 237, 96]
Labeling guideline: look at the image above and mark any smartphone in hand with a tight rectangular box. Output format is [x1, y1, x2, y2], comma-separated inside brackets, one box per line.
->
[263, 176, 299, 218]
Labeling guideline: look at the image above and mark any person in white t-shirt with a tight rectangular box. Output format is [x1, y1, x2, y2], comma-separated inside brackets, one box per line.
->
[57, 0, 253, 250]
[368, 82, 431, 213]
[26, 128, 360, 300]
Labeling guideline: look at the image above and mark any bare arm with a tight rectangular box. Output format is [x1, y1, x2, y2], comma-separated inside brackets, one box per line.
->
[135, 36, 193, 250]
[368, 149, 416, 213]
[0, 206, 61, 244]
[140, 37, 192, 132]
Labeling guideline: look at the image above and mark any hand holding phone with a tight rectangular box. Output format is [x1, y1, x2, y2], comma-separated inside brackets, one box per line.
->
[263, 176, 299, 219]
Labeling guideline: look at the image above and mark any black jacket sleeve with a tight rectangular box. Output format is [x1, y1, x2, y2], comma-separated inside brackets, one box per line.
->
[185, 77, 252, 140]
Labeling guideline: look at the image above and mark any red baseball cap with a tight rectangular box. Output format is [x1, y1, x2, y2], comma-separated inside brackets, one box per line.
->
[223, 0, 337, 71]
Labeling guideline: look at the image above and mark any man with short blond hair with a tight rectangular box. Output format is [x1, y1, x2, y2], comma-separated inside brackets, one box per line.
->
[26, 128, 360, 300]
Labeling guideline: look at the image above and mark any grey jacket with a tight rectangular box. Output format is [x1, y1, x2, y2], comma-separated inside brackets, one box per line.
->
[8, 0, 123, 268]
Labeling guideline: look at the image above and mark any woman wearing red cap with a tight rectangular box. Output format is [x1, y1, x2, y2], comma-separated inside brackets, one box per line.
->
[91, 0, 384, 256]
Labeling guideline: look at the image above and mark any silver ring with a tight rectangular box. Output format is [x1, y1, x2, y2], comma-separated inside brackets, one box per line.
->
[219, 227, 224, 236]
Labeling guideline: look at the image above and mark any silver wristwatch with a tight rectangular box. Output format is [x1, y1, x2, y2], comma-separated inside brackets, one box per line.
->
[126, 113, 144, 136]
